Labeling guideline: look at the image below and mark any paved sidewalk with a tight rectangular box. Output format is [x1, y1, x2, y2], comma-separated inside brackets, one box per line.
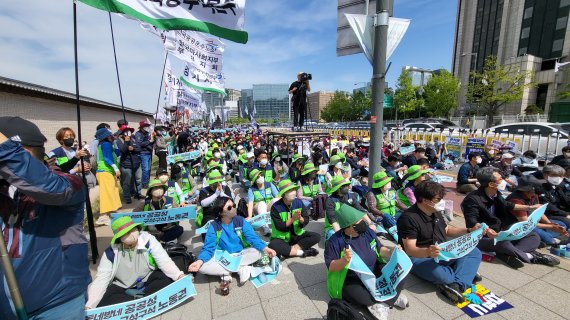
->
[90, 205, 570, 320]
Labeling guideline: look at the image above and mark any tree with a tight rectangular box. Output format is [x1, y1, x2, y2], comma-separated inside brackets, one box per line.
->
[423, 70, 460, 117]
[321, 91, 351, 122]
[466, 55, 535, 127]
[525, 104, 543, 115]
[394, 70, 423, 119]
[351, 90, 372, 120]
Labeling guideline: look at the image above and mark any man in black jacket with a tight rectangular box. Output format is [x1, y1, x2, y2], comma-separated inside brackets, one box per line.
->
[461, 167, 542, 269]
[116, 125, 141, 204]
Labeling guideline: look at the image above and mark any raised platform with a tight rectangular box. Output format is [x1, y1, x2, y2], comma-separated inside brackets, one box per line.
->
[266, 129, 330, 139]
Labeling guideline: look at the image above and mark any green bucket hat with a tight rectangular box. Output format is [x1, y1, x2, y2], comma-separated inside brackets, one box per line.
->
[238, 153, 247, 164]
[146, 179, 168, 196]
[405, 165, 429, 181]
[271, 151, 281, 161]
[207, 170, 224, 185]
[111, 216, 143, 244]
[292, 153, 306, 163]
[205, 150, 213, 160]
[249, 168, 262, 182]
[337, 152, 346, 163]
[372, 171, 393, 189]
[336, 204, 366, 229]
[302, 162, 318, 176]
[326, 175, 351, 196]
[277, 179, 299, 197]
[329, 155, 341, 166]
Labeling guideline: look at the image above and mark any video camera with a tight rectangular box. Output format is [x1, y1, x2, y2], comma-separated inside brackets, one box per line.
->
[300, 72, 312, 82]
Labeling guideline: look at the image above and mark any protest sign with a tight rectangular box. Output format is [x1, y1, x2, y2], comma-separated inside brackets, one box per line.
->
[85, 275, 196, 320]
[247, 213, 272, 229]
[505, 140, 518, 153]
[465, 138, 485, 160]
[494, 204, 546, 244]
[111, 206, 197, 225]
[399, 145, 416, 155]
[432, 175, 454, 183]
[215, 250, 243, 272]
[167, 150, 201, 164]
[434, 223, 487, 263]
[79, 0, 248, 43]
[251, 257, 282, 288]
[195, 219, 213, 235]
[348, 248, 412, 302]
[447, 138, 462, 159]
[456, 284, 513, 318]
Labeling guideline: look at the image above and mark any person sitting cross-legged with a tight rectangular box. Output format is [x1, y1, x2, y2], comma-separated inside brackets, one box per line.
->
[247, 168, 279, 236]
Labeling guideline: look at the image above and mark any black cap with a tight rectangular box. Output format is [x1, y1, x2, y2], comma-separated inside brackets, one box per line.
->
[0, 117, 47, 147]
[516, 177, 536, 192]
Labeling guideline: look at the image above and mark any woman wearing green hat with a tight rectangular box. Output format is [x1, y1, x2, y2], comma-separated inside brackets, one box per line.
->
[397, 165, 430, 208]
[325, 204, 408, 319]
[86, 216, 185, 308]
[367, 171, 408, 230]
[297, 162, 323, 207]
[246, 169, 279, 236]
[288, 153, 306, 183]
[268, 179, 321, 258]
[197, 170, 233, 231]
[325, 155, 350, 187]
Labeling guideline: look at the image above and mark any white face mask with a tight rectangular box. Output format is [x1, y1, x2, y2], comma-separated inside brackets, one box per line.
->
[121, 229, 139, 246]
[256, 176, 265, 185]
[395, 162, 402, 167]
[158, 175, 169, 184]
[214, 152, 221, 158]
[284, 190, 297, 202]
[382, 182, 392, 191]
[565, 152, 570, 158]
[275, 157, 281, 162]
[220, 151, 225, 157]
[178, 163, 184, 168]
[335, 162, 343, 169]
[433, 200, 446, 212]
[497, 180, 508, 191]
[548, 176, 563, 186]
[260, 159, 268, 166]
[476, 157, 482, 164]
[151, 188, 165, 198]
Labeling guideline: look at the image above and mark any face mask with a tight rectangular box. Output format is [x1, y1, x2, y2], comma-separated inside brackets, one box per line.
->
[121, 229, 139, 246]
[177, 163, 184, 168]
[275, 156, 281, 162]
[151, 188, 164, 198]
[124, 131, 132, 137]
[548, 176, 563, 186]
[256, 177, 265, 185]
[284, 190, 297, 202]
[476, 157, 482, 164]
[565, 153, 570, 158]
[214, 152, 221, 158]
[143, 127, 150, 133]
[395, 162, 402, 167]
[158, 175, 169, 184]
[382, 182, 392, 191]
[63, 138, 74, 147]
[432, 200, 446, 211]
[260, 159, 268, 166]
[488, 150, 495, 155]
[496, 180, 508, 191]
[335, 162, 343, 169]
[353, 220, 368, 235]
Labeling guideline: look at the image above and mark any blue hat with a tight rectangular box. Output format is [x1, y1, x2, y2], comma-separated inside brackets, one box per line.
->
[95, 128, 113, 141]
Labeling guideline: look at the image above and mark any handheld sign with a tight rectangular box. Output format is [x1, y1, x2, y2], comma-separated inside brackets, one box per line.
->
[494, 204, 546, 244]
[251, 257, 282, 288]
[247, 213, 272, 229]
[215, 250, 243, 272]
[167, 150, 201, 165]
[434, 223, 487, 263]
[111, 206, 197, 225]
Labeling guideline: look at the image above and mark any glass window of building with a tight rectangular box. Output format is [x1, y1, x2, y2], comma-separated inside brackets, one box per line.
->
[556, 16, 568, 30]
[552, 39, 564, 52]
[521, 27, 530, 39]
[523, 7, 533, 20]
[561, 0, 570, 8]
[519, 47, 528, 56]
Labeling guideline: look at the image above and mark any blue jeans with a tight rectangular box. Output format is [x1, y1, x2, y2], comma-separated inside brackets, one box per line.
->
[377, 211, 401, 229]
[140, 153, 152, 188]
[534, 220, 567, 245]
[410, 248, 482, 291]
[30, 293, 85, 320]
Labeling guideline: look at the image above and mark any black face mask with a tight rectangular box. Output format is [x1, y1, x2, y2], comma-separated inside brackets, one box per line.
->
[353, 220, 368, 235]
[63, 138, 74, 147]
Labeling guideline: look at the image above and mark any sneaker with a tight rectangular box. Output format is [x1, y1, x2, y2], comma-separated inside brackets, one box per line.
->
[438, 283, 466, 304]
[472, 272, 482, 283]
[496, 252, 524, 269]
[95, 215, 111, 226]
[393, 293, 409, 309]
[301, 248, 319, 258]
[238, 265, 252, 285]
[367, 302, 390, 320]
[529, 251, 560, 266]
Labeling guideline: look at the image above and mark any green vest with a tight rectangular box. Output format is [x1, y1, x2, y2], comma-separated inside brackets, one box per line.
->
[166, 181, 181, 205]
[324, 201, 341, 235]
[326, 236, 384, 299]
[262, 167, 273, 183]
[97, 144, 118, 174]
[252, 183, 273, 204]
[397, 189, 412, 207]
[302, 184, 319, 198]
[180, 172, 192, 194]
[270, 201, 305, 242]
[374, 190, 397, 217]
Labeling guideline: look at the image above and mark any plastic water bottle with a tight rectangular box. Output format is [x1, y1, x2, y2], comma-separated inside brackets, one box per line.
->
[136, 277, 145, 292]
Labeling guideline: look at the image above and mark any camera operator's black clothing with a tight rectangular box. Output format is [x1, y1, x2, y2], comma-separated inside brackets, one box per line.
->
[289, 81, 307, 127]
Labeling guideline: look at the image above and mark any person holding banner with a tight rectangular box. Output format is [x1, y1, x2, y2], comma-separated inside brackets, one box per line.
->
[188, 196, 277, 294]
[247, 169, 278, 236]
[325, 204, 409, 320]
[398, 181, 486, 304]
[154, 126, 174, 171]
[461, 167, 543, 269]
[157, 168, 187, 206]
[86, 216, 185, 308]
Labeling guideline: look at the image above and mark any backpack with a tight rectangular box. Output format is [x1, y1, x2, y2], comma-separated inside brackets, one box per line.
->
[237, 198, 249, 218]
[326, 299, 375, 320]
[310, 194, 327, 221]
[162, 243, 196, 274]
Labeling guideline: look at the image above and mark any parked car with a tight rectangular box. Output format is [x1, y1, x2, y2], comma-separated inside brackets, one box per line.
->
[401, 118, 464, 130]
[488, 122, 569, 157]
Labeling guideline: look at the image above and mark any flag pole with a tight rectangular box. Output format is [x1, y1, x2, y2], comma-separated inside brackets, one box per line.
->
[73, 0, 99, 264]
[0, 234, 27, 319]
[154, 52, 169, 126]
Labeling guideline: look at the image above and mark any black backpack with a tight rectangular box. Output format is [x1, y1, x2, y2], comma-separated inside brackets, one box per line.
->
[162, 243, 196, 274]
[327, 299, 375, 320]
[237, 198, 249, 218]
[310, 194, 327, 221]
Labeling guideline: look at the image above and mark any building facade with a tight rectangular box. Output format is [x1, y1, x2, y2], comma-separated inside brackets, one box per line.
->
[453, 0, 570, 117]
[225, 88, 241, 102]
[403, 66, 443, 87]
[308, 91, 335, 122]
[238, 85, 289, 121]
[238, 89, 253, 118]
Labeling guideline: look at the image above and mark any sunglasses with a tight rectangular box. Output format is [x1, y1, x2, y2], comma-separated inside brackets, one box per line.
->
[226, 203, 236, 211]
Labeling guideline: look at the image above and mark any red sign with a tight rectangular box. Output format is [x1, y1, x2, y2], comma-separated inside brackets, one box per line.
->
[370, 116, 377, 124]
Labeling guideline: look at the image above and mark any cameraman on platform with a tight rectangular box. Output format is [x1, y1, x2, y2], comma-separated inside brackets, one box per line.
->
[289, 72, 311, 131]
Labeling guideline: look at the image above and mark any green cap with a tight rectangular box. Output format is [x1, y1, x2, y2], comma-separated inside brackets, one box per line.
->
[302, 162, 318, 176]
[111, 216, 143, 244]
[326, 175, 351, 196]
[372, 171, 393, 189]
[329, 155, 341, 166]
[337, 152, 346, 162]
[405, 165, 429, 181]
[249, 168, 262, 182]
[271, 151, 281, 161]
[207, 170, 224, 185]
[336, 204, 366, 229]
[146, 179, 167, 196]
[277, 179, 299, 197]
[292, 153, 306, 163]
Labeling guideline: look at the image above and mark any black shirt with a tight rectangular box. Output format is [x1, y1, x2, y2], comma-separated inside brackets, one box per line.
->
[289, 81, 307, 104]
[460, 188, 515, 232]
[397, 204, 447, 248]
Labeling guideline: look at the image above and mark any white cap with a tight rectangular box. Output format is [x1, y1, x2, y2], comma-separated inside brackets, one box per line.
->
[237, 145, 243, 150]
[501, 153, 514, 159]
[246, 152, 255, 158]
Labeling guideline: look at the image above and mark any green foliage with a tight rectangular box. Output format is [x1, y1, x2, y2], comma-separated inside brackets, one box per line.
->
[321, 91, 352, 122]
[466, 56, 535, 126]
[524, 104, 544, 115]
[423, 70, 459, 117]
[394, 70, 424, 118]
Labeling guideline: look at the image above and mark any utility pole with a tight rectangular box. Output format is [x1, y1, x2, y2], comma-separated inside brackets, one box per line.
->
[368, 0, 392, 180]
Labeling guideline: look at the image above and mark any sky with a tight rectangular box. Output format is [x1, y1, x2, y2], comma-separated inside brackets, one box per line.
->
[0, 0, 458, 114]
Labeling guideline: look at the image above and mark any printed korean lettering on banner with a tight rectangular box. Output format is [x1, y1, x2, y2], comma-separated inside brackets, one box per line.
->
[85, 275, 196, 320]
[170, 82, 202, 111]
[251, 257, 282, 288]
[432, 175, 454, 183]
[456, 284, 513, 318]
[494, 204, 546, 244]
[447, 138, 462, 159]
[434, 223, 487, 263]
[491, 140, 503, 150]
[247, 213, 272, 229]
[505, 140, 518, 153]
[111, 206, 197, 225]
[79, 0, 248, 43]
[215, 250, 243, 272]
[465, 138, 485, 160]
[167, 150, 201, 164]
[348, 248, 412, 302]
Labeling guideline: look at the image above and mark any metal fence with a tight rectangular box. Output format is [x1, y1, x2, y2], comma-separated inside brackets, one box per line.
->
[449, 115, 549, 129]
